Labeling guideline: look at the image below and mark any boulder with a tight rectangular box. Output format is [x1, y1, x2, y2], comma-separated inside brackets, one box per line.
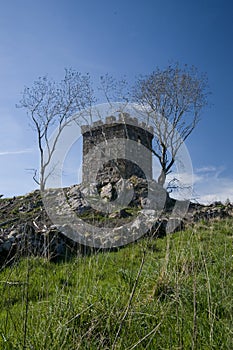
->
[100, 183, 113, 201]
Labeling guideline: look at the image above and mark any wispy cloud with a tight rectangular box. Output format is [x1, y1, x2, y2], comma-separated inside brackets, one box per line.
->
[164, 165, 233, 204]
[192, 166, 233, 204]
[0, 148, 34, 156]
[195, 166, 225, 178]
[195, 166, 218, 173]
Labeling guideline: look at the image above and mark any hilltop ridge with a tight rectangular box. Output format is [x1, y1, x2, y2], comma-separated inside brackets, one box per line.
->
[1, 177, 233, 266]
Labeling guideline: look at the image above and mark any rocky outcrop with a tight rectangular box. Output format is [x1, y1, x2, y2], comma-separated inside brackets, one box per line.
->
[0, 222, 83, 266]
[1, 178, 233, 266]
[185, 201, 233, 223]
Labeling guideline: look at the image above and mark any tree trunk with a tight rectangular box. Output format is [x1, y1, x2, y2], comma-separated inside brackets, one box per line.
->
[158, 170, 166, 187]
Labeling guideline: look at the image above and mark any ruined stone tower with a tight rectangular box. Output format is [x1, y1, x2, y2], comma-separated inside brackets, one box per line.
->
[81, 113, 154, 184]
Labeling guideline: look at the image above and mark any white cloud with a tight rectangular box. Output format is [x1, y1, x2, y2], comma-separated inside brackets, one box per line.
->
[0, 147, 38, 198]
[194, 176, 233, 204]
[164, 165, 233, 205]
[0, 148, 34, 156]
[195, 166, 218, 173]
[192, 166, 233, 204]
[195, 165, 225, 179]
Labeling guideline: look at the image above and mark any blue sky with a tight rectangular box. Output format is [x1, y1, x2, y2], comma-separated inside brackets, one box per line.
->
[0, 0, 233, 203]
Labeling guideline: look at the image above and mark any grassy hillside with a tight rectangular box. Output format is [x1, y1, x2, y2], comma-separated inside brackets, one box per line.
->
[0, 219, 232, 349]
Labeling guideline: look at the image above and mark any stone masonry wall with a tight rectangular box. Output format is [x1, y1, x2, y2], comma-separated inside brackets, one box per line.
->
[81, 114, 154, 184]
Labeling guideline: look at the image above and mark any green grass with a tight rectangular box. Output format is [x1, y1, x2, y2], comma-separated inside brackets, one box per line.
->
[0, 219, 232, 349]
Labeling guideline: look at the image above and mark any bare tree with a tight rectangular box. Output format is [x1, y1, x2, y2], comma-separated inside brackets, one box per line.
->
[132, 63, 209, 186]
[99, 74, 130, 104]
[18, 69, 94, 191]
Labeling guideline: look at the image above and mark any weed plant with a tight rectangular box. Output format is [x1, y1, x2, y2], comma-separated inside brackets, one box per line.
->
[0, 219, 232, 349]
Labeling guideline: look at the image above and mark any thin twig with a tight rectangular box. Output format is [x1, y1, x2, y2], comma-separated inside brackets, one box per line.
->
[127, 321, 162, 350]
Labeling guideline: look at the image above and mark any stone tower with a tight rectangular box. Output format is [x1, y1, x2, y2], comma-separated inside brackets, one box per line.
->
[81, 113, 154, 185]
